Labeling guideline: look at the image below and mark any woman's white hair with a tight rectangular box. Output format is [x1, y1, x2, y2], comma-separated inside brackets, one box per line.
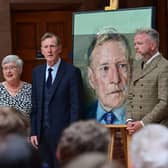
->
[1, 55, 23, 71]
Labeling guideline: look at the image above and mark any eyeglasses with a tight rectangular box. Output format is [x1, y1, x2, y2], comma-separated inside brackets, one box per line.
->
[2, 66, 17, 71]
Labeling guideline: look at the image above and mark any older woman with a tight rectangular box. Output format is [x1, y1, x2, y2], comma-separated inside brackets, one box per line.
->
[0, 55, 31, 118]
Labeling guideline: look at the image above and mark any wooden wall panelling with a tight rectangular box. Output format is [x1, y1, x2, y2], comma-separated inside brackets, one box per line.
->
[156, 0, 168, 58]
[11, 11, 72, 82]
[118, 0, 168, 58]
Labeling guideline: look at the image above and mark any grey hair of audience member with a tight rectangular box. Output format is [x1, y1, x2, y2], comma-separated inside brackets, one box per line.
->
[57, 120, 111, 166]
[1, 54, 23, 73]
[135, 28, 159, 49]
[131, 124, 168, 168]
[64, 152, 124, 168]
[0, 134, 41, 168]
[87, 27, 131, 66]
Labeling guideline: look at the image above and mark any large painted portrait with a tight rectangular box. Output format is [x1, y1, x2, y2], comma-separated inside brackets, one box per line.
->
[73, 7, 155, 124]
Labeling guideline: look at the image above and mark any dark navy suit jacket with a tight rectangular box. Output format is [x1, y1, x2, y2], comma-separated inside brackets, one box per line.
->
[31, 59, 83, 147]
[84, 101, 98, 119]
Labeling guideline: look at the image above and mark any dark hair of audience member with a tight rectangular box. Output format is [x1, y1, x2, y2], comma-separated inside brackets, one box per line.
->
[0, 134, 41, 168]
[57, 120, 111, 166]
[0, 106, 30, 136]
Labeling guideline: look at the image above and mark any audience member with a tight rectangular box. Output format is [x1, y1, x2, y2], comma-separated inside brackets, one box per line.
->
[0, 134, 41, 168]
[127, 28, 168, 135]
[0, 106, 29, 136]
[131, 124, 168, 168]
[0, 55, 32, 118]
[57, 120, 111, 166]
[85, 27, 131, 124]
[64, 152, 124, 168]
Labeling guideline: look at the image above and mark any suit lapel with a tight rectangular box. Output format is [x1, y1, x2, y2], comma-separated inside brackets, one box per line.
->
[48, 60, 65, 103]
[133, 55, 161, 82]
[38, 65, 46, 104]
[133, 61, 143, 82]
[89, 101, 98, 118]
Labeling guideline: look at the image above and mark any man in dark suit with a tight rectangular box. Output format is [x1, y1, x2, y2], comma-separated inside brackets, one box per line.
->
[30, 32, 83, 168]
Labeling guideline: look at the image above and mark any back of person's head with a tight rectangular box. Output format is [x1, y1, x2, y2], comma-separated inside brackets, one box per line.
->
[57, 120, 111, 166]
[64, 152, 124, 168]
[0, 106, 30, 136]
[131, 124, 168, 168]
[0, 134, 41, 168]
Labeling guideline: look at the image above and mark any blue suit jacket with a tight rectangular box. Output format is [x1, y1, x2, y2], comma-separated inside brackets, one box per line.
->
[31, 59, 83, 146]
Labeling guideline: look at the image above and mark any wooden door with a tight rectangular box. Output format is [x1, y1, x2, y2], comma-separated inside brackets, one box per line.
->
[11, 11, 72, 82]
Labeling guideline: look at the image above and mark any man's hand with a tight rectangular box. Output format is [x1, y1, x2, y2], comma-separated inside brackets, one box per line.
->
[126, 121, 143, 135]
[30, 136, 39, 149]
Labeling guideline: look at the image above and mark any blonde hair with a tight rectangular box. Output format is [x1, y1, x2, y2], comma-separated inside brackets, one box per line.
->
[41, 32, 61, 45]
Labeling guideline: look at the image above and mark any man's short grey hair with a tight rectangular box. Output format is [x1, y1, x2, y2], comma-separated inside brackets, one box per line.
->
[135, 28, 159, 48]
[1, 55, 23, 70]
[131, 124, 168, 168]
[87, 27, 131, 66]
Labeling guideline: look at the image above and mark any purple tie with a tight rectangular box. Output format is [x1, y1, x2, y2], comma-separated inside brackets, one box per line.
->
[103, 112, 115, 124]
[46, 68, 53, 89]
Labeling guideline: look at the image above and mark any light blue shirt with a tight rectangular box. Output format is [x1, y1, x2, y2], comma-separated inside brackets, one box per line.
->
[96, 101, 126, 124]
[46, 58, 61, 83]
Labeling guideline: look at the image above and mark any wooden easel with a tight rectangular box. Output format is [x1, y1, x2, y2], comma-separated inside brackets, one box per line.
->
[105, 124, 132, 168]
[105, 0, 119, 11]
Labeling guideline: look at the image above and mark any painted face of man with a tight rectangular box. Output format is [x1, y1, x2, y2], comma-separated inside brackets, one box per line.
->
[88, 41, 129, 111]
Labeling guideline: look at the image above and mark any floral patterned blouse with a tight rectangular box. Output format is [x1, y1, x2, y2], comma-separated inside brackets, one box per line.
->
[0, 82, 32, 117]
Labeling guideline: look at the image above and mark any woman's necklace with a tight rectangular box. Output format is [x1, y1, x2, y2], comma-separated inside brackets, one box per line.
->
[4, 81, 23, 95]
